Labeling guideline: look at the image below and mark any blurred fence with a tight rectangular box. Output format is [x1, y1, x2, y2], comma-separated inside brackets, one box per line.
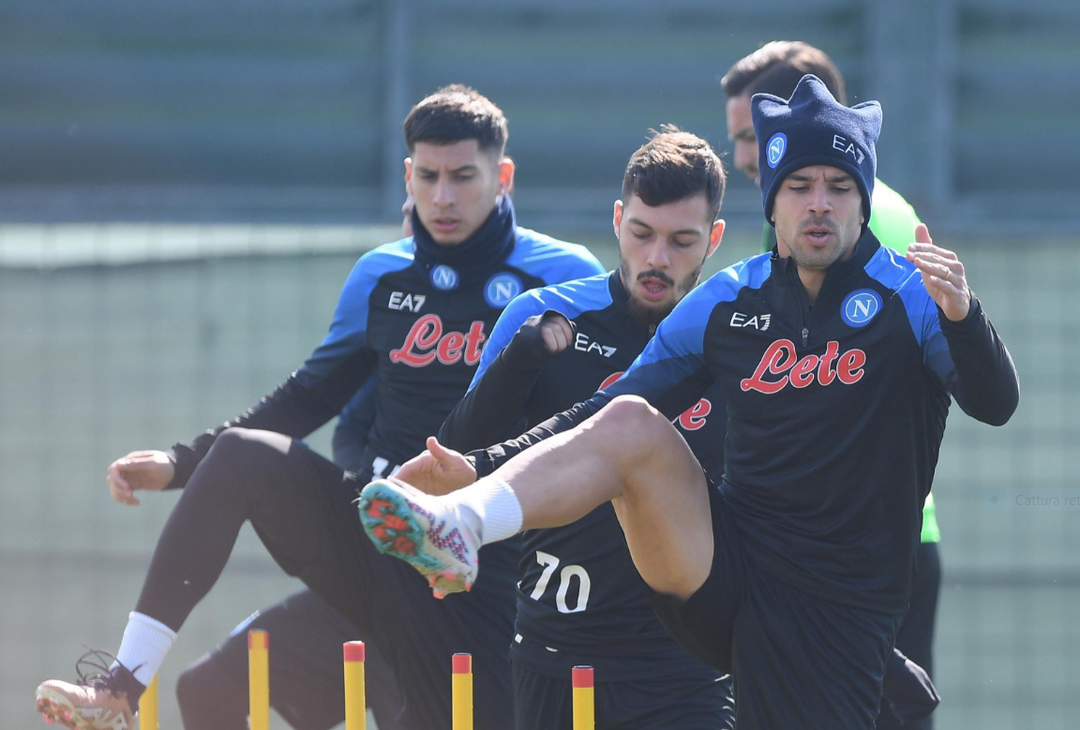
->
[2, 0, 1079, 726]
[1, 225, 1078, 728]
[2, 0, 1079, 230]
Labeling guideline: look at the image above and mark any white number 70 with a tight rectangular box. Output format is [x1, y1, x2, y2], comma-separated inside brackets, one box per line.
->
[528, 551, 591, 614]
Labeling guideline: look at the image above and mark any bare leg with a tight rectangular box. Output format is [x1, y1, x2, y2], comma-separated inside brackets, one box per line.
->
[361, 396, 715, 599]
[487, 396, 714, 599]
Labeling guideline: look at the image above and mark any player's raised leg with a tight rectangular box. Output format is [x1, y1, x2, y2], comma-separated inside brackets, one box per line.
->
[36, 429, 362, 730]
[360, 395, 715, 601]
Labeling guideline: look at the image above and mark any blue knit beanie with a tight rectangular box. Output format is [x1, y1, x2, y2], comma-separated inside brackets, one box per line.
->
[753, 74, 881, 227]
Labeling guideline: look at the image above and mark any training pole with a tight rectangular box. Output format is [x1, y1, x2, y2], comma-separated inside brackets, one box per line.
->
[452, 653, 473, 730]
[248, 630, 270, 730]
[138, 674, 159, 730]
[343, 641, 367, 730]
[572, 666, 595, 730]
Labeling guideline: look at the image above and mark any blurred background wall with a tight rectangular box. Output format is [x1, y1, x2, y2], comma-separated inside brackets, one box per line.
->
[3, 0, 1077, 232]
[2, 0, 1078, 727]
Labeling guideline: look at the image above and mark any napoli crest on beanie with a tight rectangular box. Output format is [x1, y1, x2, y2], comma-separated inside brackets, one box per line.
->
[752, 74, 881, 227]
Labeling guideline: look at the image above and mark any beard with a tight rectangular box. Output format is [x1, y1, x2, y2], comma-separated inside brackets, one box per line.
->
[783, 213, 860, 270]
[620, 258, 703, 329]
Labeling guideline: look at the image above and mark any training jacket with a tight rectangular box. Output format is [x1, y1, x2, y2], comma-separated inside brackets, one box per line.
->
[166, 197, 601, 486]
[469, 231, 1018, 613]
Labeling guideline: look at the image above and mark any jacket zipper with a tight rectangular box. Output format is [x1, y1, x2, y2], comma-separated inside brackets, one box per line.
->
[787, 260, 812, 347]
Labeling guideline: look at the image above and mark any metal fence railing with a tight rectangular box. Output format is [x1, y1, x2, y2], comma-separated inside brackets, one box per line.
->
[2, 1, 1078, 231]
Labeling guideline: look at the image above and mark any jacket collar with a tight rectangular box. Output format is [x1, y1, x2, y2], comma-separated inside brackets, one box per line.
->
[410, 195, 517, 289]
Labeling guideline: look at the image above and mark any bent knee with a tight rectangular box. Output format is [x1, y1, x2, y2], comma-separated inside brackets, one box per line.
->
[204, 427, 291, 472]
[207, 427, 257, 458]
[593, 395, 681, 449]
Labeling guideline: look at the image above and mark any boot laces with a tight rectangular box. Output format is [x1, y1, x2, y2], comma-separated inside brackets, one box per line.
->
[74, 649, 129, 699]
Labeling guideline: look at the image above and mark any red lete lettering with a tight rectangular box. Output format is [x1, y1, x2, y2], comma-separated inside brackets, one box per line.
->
[598, 370, 711, 430]
[597, 371, 623, 391]
[676, 398, 712, 431]
[740, 339, 865, 394]
[389, 314, 486, 367]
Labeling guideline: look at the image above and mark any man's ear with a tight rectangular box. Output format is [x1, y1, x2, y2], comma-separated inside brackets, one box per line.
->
[498, 157, 515, 196]
[706, 219, 726, 258]
[612, 200, 624, 239]
[404, 157, 413, 195]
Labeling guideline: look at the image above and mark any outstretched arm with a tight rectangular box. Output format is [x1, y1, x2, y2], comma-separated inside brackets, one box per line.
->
[439, 310, 573, 452]
[165, 253, 387, 489]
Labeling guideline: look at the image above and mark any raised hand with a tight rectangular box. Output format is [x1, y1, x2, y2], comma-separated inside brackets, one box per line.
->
[395, 436, 477, 495]
[538, 311, 574, 354]
[906, 223, 971, 322]
[106, 450, 174, 506]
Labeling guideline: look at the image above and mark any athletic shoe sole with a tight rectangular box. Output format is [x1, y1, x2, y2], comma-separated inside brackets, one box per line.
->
[358, 479, 474, 598]
[37, 688, 82, 729]
[36, 684, 133, 730]
[36, 688, 91, 729]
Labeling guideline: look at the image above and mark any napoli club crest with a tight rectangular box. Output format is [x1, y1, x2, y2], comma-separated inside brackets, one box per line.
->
[766, 133, 787, 168]
[841, 289, 882, 328]
[430, 265, 459, 291]
[484, 273, 523, 308]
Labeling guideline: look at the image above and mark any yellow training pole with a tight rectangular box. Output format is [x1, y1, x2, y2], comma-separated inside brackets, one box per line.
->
[343, 641, 367, 730]
[572, 666, 594, 730]
[138, 674, 159, 730]
[452, 653, 473, 730]
[248, 630, 270, 730]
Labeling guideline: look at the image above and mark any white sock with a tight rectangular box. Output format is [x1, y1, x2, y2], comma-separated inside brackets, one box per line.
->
[444, 477, 523, 545]
[113, 612, 177, 687]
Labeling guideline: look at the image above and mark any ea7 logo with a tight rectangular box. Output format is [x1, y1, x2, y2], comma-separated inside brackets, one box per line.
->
[730, 312, 771, 331]
[574, 332, 617, 358]
[388, 291, 426, 313]
[832, 134, 866, 164]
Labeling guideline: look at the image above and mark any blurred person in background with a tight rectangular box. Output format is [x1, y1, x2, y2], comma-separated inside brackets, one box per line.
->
[35, 85, 603, 730]
[722, 41, 942, 729]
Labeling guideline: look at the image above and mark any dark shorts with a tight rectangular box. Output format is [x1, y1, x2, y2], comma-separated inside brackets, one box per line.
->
[648, 483, 902, 730]
[878, 541, 941, 730]
[511, 654, 734, 730]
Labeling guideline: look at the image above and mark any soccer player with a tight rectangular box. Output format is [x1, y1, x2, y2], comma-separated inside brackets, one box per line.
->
[173, 225, 405, 730]
[35, 85, 604, 730]
[173, 197, 419, 730]
[358, 76, 1019, 729]
[438, 128, 734, 729]
[722, 41, 942, 728]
